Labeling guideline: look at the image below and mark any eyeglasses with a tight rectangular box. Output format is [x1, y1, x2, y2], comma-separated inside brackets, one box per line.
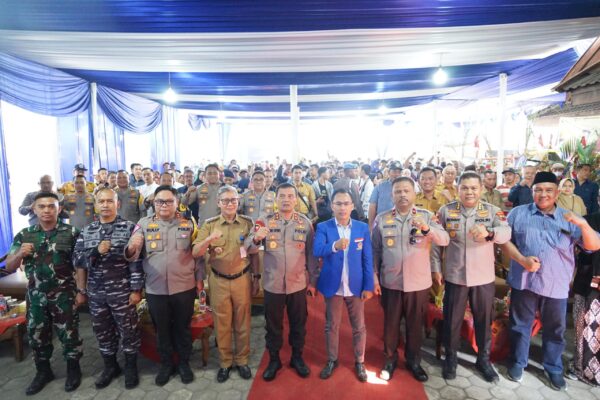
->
[220, 198, 239, 205]
[154, 199, 175, 207]
[409, 228, 418, 245]
[333, 201, 352, 207]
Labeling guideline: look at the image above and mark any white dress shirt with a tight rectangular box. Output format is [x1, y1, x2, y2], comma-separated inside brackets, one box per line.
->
[332, 218, 353, 297]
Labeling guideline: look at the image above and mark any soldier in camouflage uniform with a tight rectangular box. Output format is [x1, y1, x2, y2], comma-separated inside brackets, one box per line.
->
[73, 188, 144, 390]
[5, 192, 83, 395]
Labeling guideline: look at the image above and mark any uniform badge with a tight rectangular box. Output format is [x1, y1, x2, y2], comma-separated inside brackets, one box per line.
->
[85, 210, 91, 217]
[147, 234, 153, 240]
[449, 231, 456, 238]
[150, 242, 157, 249]
[70, 210, 75, 215]
[269, 220, 278, 228]
[477, 210, 489, 218]
[296, 243, 305, 250]
[148, 223, 159, 229]
[248, 207, 254, 213]
[357, 241, 363, 250]
[386, 238, 394, 247]
[155, 233, 161, 240]
[385, 219, 394, 225]
[269, 241, 277, 249]
[201, 200, 206, 205]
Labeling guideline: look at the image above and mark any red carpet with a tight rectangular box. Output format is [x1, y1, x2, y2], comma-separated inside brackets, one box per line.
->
[248, 295, 428, 400]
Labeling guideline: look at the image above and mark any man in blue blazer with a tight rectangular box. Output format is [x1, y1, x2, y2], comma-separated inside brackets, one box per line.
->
[314, 188, 374, 382]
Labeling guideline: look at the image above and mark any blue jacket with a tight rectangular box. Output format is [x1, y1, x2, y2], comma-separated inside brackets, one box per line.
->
[313, 218, 374, 298]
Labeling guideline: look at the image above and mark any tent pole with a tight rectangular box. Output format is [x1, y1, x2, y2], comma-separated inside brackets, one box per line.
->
[290, 85, 299, 163]
[497, 73, 507, 186]
[89, 82, 98, 172]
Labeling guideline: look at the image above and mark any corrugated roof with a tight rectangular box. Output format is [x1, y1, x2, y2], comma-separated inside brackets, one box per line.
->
[555, 36, 600, 92]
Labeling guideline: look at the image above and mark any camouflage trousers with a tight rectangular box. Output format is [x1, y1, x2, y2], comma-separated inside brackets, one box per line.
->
[26, 287, 83, 362]
[89, 287, 140, 356]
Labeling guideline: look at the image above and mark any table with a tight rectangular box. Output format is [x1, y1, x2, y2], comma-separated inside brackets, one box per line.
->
[0, 314, 27, 361]
[140, 311, 214, 366]
[425, 303, 542, 362]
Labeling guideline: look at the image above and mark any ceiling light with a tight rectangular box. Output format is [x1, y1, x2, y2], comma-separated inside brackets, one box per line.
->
[163, 72, 178, 104]
[433, 67, 448, 85]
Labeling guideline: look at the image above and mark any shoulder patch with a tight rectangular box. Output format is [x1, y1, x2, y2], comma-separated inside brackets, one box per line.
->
[204, 215, 220, 223]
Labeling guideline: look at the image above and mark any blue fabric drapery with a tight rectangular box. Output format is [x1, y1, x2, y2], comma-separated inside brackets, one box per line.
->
[94, 108, 126, 172]
[0, 101, 13, 257]
[188, 114, 212, 131]
[149, 106, 179, 171]
[0, 53, 89, 116]
[97, 85, 163, 133]
[57, 112, 93, 183]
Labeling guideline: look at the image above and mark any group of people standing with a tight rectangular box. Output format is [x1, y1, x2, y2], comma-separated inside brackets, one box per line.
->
[6, 156, 600, 397]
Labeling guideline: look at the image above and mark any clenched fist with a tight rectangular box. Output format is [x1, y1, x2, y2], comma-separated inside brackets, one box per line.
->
[128, 233, 144, 253]
[19, 243, 35, 257]
[98, 240, 111, 255]
[254, 227, 270, 242]
[335, 238, 349, 251]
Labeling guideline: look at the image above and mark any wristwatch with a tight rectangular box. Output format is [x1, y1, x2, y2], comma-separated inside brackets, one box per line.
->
[76, 288, 88, 295]
[485, 227, 495, 241]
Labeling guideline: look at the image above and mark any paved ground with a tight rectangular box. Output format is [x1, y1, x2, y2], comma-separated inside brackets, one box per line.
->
[0, 311, 599, 400]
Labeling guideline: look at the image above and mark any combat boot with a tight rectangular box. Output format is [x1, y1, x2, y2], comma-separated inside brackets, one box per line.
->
[95, 354, 122, 389]
[65, 359, 82, 392]
[26, 360, 54, 396]
[124, 353, 139, 389]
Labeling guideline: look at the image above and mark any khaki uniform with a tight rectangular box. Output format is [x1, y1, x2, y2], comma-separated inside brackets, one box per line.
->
[126, 215, 201, 364]
[293, 182, 316, 218]
[182, 182, 222, 225]
[432, 200, 511, 362]
[60, 180, 96, 195]
[238, 190, 276, 221]
[432, 201, 511, 286]
[116, 187, 144, 223]
[372, 207, 449, 365]
[247, 212, 319, 294]
[415, 192, 448, 214]
[481, 189, 504, 210]
[372, 207, 449, 292]
[126, 216, 202, 295]
[63, 193, 95, 229]
[195, 214, 254, 368]
[435, 183, 458, 201]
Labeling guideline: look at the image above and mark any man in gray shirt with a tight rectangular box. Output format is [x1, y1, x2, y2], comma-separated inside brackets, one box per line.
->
[248, 182, 319, 382]
[19, 174, 62, 226]
[372, 177, 449, 382]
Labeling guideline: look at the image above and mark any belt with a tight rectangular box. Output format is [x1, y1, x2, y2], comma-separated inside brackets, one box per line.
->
[211, 266, 250, 280]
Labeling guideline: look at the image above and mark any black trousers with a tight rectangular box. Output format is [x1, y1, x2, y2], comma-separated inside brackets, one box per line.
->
[146, 288, 196, 364]
[264, 288, 308, 358]
[442, 281, 494, 360]
[381, 286, 429, 366]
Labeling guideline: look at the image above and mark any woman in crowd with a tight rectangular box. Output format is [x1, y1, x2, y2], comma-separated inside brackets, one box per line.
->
[558, 178, 587, 215]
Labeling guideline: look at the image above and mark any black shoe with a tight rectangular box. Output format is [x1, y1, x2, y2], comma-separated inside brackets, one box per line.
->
[380, 361, 396, 381]
[290, 357, 310, 378]
[545, 371, 567, 391]
[217, 367, 232, 383]
[355, 362, 367, 382]
[407, 363, 429, 382]
[155, 363, 175, 386]
[262, 359, 282, 381]
[95, 354, 122, 389]
[178, 361, 194, 384]
[237, 365, 252, 380]
[124, 353, 139, 389]
[319, 360, 338, 380]
[26, 361, 54, 396]
[65, 359, 82, 392]
[476, 360, 499, 383]
[442, 355, 457, 380]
